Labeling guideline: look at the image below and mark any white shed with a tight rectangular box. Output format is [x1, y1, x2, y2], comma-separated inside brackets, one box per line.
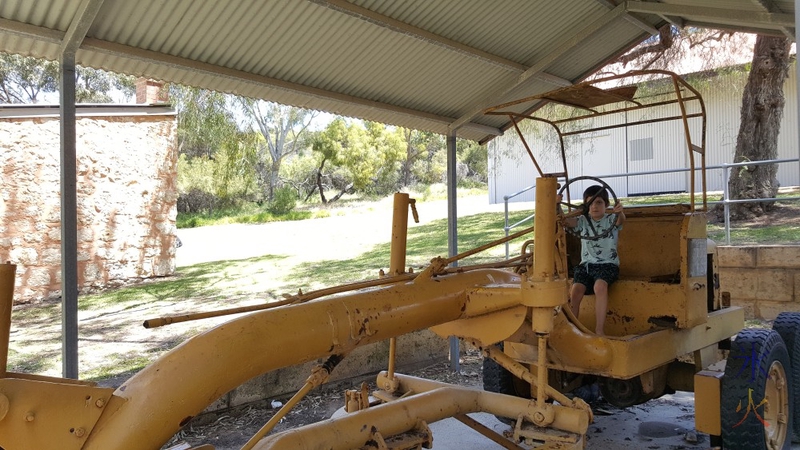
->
[488, 64, 800, 204]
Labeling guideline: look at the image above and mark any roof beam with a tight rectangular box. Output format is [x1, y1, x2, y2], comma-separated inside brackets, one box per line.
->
[0, 16, 62, 43]
[750, 0, 795, 39]
[592, 0, 659, 35]
[307, 0, 572, 87]
[625, 1, 795, 31]
[78, 37, 501, 137]
[60, 0, 104, 57]
[449, 2, 627, 131]
[0, 16, 500, 137]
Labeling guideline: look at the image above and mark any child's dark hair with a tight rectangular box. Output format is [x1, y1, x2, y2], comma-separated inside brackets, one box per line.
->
[583, 185, 609, 206]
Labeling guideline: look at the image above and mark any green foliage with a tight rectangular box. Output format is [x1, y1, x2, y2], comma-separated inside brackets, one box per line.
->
[311, 119, 406, 197]
[75, 67, 136, 103]
[0, 53, 58, 103]
[176, 204, 315, 228]
[173, 86, 262, 209]
[458, 140, 488, 182]
[281, 151, 324, 199]
[171, 86, 242, 159]
[1, 53, 133, 104]
[267, 187, 298, 215]
[238, 99, 317, 200]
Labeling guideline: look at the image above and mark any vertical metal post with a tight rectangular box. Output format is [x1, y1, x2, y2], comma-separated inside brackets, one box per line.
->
[387, 193, 410, 381]
[722, 164, 731, 245]
[57, 0, 105, 381]
[796, 0, 800, 184]
[60, 55, 79, 379]
[446, 130, 459, 372]
[0, 263, 16, 377]
[389, 193, 410, 276]
[504, 195, 510, 259]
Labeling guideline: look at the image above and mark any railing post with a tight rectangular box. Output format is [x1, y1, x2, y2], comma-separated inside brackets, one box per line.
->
[504, 195, 510, 259]
[722, 164, 731, 244]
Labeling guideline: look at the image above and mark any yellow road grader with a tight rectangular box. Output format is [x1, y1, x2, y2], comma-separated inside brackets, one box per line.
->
[1, 70, 798, 450]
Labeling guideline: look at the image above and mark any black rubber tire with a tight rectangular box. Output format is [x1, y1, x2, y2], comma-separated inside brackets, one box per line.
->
[773, 312, 800, 441]
[599, 376, 643, 408]
[482, 344, 531, 399]
[482, 343, 530, 425]
[721, 328, 793, 450]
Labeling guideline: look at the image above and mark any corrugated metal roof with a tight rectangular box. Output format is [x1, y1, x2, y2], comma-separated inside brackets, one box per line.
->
[0, 0, 794, 143]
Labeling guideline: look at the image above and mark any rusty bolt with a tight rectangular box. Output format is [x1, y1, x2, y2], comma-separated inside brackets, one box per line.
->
[95, 398, 105, 408]
[74, 427, 86, 437]
[25, 412, 35, 422]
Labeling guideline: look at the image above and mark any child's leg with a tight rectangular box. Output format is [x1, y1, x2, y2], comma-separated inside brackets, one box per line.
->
[569, 282, 587, 318]
[593, 279, 609, 335]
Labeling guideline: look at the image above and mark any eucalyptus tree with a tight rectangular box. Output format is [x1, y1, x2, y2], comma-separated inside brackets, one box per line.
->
[1, 53, 134, 104]
[239, 99, 317, 201]
[311, 119, 405, 202]
[602, 27, 791, 218]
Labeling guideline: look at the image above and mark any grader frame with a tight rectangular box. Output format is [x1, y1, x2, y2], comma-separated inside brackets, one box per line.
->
[0, 71, 792, 450]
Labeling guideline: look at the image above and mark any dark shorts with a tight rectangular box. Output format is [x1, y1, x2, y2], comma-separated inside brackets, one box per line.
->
[573, 263, 619, 295]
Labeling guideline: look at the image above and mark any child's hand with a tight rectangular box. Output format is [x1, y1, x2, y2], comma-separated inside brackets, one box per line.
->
[613, 202, 624, 214]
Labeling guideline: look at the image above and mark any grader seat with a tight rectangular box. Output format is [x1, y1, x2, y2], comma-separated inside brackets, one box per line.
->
[568, 204, 710, 335]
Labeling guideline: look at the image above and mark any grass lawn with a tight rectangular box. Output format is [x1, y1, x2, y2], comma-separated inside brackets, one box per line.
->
[7, 190, 798, 381]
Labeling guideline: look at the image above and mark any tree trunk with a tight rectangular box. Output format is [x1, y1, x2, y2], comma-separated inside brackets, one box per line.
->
[727, 35, 791, 219]
[316, 170, 328, 204]
[267, 158, 281, 201]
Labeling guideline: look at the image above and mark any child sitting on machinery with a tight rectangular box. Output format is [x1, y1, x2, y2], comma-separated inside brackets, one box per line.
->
[561, 185, 625, 336]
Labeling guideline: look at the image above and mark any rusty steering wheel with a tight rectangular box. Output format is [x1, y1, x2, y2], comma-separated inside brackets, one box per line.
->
[557, 176, 618, 241]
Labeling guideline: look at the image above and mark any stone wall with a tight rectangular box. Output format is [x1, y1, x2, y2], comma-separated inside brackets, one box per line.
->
[718, 245, 800, 320]
[0, 110, 178, 302]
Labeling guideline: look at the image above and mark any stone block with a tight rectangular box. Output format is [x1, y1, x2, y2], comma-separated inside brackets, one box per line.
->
[26, 266, 53, 287]
[796, 271, 800, 302]
[758, 246, 800, 269]
[717, 247, 756, 268]
[216, 330, 448, 413]
[755, 301, 800, 321]
[730, 299, 755, 320]
[756, 269, 794, 302]
[718, 268, 757, 299]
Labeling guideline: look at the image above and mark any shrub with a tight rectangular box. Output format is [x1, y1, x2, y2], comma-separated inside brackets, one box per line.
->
[177, 188, 218, 213]
[268, 187, 298, 215]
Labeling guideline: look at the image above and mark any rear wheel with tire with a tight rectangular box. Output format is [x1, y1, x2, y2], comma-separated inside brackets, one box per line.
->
[721, 328, 793, 450]
[482, 344, 531, 398]
[773, 312, 800, 441]
[482, 343, 531, 425]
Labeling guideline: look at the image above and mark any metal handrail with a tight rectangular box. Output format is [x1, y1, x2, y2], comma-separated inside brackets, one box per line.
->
[502, 158, 800, 255]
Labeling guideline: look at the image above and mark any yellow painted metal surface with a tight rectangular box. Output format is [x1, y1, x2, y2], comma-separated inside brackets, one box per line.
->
[694, 370, 723, 435]
[0, 263, 15, 377]
[79, 269, 520, 450]
[508, 307, 743, 379]
[617, 212, 684, 279]
[255, 372, 589, 450]
[0, 377, 113, 450]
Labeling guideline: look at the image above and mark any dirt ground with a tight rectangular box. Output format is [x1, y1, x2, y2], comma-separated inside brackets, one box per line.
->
[162, 351, 487, 450]
[162, 349, 715, 450]
[9, 192, 798, 449]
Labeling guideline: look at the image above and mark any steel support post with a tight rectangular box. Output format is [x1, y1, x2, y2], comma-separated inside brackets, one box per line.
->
[446, 130, 459, 372]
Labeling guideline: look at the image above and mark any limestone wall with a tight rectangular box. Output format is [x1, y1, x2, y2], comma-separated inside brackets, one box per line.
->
[0, 111, 178, 302]
[718, 245, 800, 320]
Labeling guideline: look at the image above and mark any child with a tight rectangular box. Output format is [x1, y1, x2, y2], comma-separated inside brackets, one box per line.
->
[562, 185, 625, 335]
